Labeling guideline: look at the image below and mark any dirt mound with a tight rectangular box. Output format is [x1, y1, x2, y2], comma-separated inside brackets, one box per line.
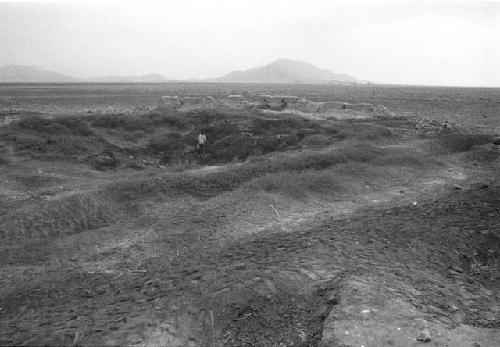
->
[106, 143, 420, 203]
[0, 191, 113, 245]
[425, 133, 495, 155]
[463, 148, 500, 165]
[90, 112, 187, 132]
[1, 109, 411, 170]
[0, 115, 114, 159]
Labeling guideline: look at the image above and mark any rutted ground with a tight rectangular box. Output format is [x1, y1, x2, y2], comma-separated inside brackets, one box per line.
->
[2, 178, 499, 346]
[1, 99, 499, 346]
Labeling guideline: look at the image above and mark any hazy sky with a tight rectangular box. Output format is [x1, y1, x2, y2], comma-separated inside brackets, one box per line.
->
[1, 0, 499, 86]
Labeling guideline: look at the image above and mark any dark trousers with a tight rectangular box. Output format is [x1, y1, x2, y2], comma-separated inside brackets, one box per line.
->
[196, 143, 204, 157]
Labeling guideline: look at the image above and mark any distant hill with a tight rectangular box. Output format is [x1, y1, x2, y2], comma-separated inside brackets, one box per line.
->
[0, 65, 78, 83]
[0, 65, 170, 83]
[215, 59, 358, 84]
[86, 73, 169, 83]
[0, 61, 358, 84]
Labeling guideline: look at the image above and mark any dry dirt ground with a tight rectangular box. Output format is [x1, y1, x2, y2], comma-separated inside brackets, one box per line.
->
[0, 85, 499, 347]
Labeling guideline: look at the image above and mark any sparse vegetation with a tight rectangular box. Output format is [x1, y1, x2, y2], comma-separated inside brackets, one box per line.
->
[245, 169, 343, 199]
[14, 173, 63, 189]
[1, 84, 499, 347]
[89, 150, 120, 170]
[0, 143, 10, 164]
[372, 149, 430, 167]
[145, 132, 184, 155]
[299, 134, 332, 147]
[0, 115, 110, 158]
[1, 191, 113, 243]
[106, 143, 433, 202]
[436, 133, 494, 153]
[0, 107, 405, 165]
[354, 125, 395, 140]
[14, 115, 93, 136]
[90, 112, 187, 132]
[90, 114, 129, 129]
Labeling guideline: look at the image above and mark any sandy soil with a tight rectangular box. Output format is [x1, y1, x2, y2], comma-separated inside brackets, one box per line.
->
[0, 86, 499, 346]
[1, 144, 499, 346]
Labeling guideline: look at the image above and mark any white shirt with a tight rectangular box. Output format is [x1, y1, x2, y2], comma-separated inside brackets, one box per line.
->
[198, 134, 206, 145]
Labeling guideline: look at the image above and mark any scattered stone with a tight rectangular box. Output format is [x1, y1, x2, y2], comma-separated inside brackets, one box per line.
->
[484, 311, 496, 321]
[493, 138, 500, 146]
[263, 279, 277, 295]
[234, 263, 246, 270]
[89, 150, 120, 171]
[187, 305, 199, 314]
[298, 330, 307, 342]
[326, 291, 338, 304]
[480, 287, 493, 296]
[454, 311, 465, 323]
[416, 328, 431, 342]
[414, 117, 461, 132]
[449, 265, 463, 274]
[453, 185, 463, 190]
[316, 304, 331, 318]
[127, 162, 145, 170]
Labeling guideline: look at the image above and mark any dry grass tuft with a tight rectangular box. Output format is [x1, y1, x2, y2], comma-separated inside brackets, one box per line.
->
[0, 145, 9, 165]
[106, 143, 431, 202]
[433, 133, 494, 153]
[245, 170, 343, 199]
[90, 112, 187, 131]
[299, 134, 332, 148]
[354, 124, 396, 141]
[14, 174, 63, 189]
[0, 115, 112, 158]
[1, 192, 113, 244]
[372, 149, 431, 168]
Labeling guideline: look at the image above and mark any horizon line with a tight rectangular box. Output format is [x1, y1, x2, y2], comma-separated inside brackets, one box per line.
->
[0, 81, 499, 88]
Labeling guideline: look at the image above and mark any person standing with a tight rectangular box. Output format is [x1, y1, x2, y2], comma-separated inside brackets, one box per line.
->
[197, 133, 207, 157]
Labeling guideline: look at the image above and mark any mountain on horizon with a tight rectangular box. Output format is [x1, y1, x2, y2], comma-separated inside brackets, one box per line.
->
[0, 65, 170, 83]
[0, 61, 360, 84]
[215, 59, 358, 84]
[0, 65, 78, 83]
